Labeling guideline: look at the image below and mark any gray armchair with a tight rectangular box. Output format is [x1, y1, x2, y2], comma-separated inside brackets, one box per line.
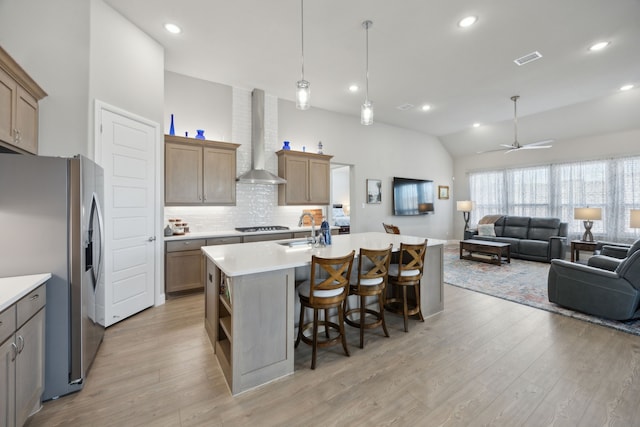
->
[548, 249, 640, 320]
[588, 239, 640, 271]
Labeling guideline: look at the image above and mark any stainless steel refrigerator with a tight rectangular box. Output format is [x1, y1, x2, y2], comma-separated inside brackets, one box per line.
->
[0, 153, 105, 400]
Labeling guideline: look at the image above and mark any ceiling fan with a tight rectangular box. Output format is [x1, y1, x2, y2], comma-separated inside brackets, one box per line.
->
[479, 95, 553, 154]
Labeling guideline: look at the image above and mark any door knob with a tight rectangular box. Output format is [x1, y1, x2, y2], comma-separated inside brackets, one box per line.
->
[148, 236, 156, 242]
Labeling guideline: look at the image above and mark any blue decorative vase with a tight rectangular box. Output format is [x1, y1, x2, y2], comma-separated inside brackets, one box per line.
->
[283, 140, 291, 150]
[195, 129, 205, 140]
[169, 114, 175, 136]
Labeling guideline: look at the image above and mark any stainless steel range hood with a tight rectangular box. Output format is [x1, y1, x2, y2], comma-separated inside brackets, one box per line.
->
[236, 89, 287, 184]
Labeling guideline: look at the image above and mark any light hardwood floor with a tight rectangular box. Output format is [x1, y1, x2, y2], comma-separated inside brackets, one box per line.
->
[26, 285, 640, 427]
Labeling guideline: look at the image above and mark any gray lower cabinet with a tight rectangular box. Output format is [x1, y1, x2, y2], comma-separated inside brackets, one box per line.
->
[165, 239, 207, 293]
[165, 237, 243, 294]
[205, 258, 294, 395]
[0, 284, 46, 427]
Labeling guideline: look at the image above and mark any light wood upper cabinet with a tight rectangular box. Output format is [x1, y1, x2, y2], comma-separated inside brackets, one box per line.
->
[277, 150, 332, 205]
[0, 46, 47, 155]
[164, 135, 239, 206]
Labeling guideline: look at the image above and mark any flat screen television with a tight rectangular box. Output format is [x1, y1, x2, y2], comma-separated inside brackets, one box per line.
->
[392, 177, 435, 216]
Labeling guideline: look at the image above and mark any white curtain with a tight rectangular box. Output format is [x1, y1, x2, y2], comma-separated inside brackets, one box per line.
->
[468, 155, 640, 243]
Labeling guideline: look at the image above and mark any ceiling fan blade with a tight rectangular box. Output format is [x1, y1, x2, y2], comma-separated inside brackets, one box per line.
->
[521, 145, 552, 150]
[524, 139, 554, 147]
[499, 144, 516, 149]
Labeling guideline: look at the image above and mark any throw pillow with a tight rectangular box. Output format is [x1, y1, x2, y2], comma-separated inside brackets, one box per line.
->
[477, 224, 496, 237]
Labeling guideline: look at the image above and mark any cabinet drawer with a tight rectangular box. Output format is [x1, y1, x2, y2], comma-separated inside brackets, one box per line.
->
[0, 305, 16, 344]
[243, 232, 293, 243]
[17, 284, 46, 328]
[206, 236, 242, 246]
[166, 239, 207, 252]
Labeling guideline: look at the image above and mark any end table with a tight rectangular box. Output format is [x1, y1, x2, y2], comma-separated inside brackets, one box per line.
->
[571, 240, 597, 262]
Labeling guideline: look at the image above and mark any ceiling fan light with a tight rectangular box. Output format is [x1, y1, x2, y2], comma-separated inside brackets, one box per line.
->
[361, 101, 374, 125]
[589, 41, 610, 51]
[458, 16, 477, 28]
[296, 80, 310, 110]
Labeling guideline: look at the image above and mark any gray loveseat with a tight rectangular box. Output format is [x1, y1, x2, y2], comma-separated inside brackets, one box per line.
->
[471, 216, 568, 262]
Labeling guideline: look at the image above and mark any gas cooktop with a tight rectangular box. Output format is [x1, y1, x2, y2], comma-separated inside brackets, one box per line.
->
[235, 226, 290, 233]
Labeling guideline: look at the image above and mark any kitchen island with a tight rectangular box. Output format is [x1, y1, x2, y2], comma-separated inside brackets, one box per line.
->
[201, 232, 445, 395]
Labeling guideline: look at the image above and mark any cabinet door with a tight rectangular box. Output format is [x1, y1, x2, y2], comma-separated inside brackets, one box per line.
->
[282, 156, 309, 204]
[14, 87, 38, 154]
[165, 143, 203, 204]
[0, 67, 16, 146]
[166, 250, 204, 292]
[0, 336, 16, 427]
[203, 146, 236, 205]
[308, 158, 330, 204]
[15, 309, 44, 427]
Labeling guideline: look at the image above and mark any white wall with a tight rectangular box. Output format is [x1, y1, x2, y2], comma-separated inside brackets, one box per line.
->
[164, 71, 231, 140]
[452, 128, 640, 239]
[89, 0, 165, 141]
[332, 166, 350, 207]
[0, 0, 91, 156]
[279, 101, 454, 239]
[162, 73, 455, 239]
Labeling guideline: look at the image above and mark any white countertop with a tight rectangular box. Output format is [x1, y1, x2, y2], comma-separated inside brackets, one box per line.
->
[202, 232, 445, 277]
[0, 273, 51, 312]
[165, 226, 338, 241]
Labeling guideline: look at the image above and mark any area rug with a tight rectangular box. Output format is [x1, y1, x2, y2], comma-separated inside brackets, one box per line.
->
[443, 243, 640, 336]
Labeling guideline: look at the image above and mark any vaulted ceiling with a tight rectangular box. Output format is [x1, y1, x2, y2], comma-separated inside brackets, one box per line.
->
[105, 0, 640, 157]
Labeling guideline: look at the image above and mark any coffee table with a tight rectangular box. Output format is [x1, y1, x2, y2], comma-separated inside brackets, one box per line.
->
[460, 239, 511, 266]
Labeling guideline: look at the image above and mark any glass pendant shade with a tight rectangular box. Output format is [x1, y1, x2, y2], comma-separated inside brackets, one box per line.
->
[361, 101, 373, 125]
[296, 80, 310, 110]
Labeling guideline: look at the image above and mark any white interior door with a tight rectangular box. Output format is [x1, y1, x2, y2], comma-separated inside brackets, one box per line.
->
[97, 105, 158, 326]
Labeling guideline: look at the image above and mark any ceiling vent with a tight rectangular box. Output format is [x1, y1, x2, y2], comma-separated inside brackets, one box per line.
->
[513, 51, 542, 66]
[396, 103, 414, 111]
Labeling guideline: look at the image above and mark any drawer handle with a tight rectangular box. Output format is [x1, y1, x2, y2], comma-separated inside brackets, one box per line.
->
[30, 294, 40, 301]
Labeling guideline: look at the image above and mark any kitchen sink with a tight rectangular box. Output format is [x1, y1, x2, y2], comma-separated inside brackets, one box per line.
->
[277, 239, 313, 247]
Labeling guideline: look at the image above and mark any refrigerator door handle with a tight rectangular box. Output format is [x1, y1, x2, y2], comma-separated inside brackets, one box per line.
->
[87, 192, 104, 290]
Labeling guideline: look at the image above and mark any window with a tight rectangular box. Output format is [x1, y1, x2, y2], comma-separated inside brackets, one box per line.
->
[468, 156, 640, 242]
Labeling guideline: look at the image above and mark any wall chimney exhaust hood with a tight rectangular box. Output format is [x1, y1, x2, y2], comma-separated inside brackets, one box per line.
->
[236, 89, 287, 184]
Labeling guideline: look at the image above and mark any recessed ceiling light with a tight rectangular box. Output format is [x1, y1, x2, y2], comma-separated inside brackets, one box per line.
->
[620, 84, 634, 91]
[589, 41, 609, 51]
[458, 16, 478, 28]
[164, 23, 182, 34]
[421, 104, 431, 111]
[473, 123, 481, 128]
[348, 84, 359, 92]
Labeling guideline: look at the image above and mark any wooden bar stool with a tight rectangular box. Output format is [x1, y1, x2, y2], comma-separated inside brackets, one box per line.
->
[345, 245, 393, 348]
[384, 240, 427, 332]
[382, 223, 401, 234]
[295, 251, 355, 369]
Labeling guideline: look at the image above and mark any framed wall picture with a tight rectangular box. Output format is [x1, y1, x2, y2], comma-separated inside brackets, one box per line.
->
[438, 185, 449, 200]
[367, 179, 382, 204]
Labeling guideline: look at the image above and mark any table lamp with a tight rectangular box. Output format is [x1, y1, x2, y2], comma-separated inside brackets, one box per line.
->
[631, 209, 640, 229]
[574, 207, 602, 242]
[456, 200, 474, 231]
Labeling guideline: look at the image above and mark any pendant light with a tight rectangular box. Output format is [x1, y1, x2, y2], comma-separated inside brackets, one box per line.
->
[361, 20, 373, 125]
[296, 0, 310, 110]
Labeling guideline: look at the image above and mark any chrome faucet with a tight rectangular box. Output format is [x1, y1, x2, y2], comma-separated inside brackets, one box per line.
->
[298, 213, 316, 243]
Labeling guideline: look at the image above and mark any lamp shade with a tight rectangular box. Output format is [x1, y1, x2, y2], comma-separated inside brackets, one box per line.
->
[456, 200, 473, 212]
[574, 207, 602, 221]
[631, 209, 640, 228]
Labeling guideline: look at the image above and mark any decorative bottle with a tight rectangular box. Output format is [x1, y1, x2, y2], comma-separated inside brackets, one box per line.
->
[169, 114, 175, 136]
[317, 141, 323, 154]
[283, 140, 291, 150]
[321, 218, 331, 245]
[196, 129, 205, 140]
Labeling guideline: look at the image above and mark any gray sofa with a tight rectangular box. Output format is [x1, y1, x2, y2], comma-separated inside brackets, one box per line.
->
[472, 216, 568, 262]
[548, 249, 640, 320]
